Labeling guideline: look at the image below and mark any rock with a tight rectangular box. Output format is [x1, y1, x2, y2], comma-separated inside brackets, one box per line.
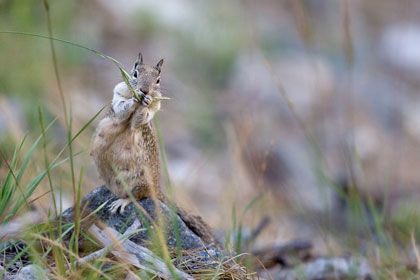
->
[60, 185, 250, 277]
[381, 24, 420, 71]
[261, 257, 373, 280]
[14, 265, 47, 280]
[61, 185, 213, 250]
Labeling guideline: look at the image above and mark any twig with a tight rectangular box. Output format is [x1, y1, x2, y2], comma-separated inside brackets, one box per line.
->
[252, 239, 312, 268]
[77, 248, 107, 264]
[88, 224, 195, 280]
[245, 217, 270, 247]
[124, 219, 142, 236]
[72, 219, 143, 268]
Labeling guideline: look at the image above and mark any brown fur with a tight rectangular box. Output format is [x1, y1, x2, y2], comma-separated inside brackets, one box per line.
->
[91, 53, 218, 246]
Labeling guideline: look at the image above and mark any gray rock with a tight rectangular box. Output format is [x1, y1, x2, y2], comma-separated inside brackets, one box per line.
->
[262, 257, 373, 280]
[14, 265, 47, 280]
[61, 185, 213, 250]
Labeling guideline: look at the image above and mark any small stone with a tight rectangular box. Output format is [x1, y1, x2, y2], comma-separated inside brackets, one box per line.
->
[15, 265, 47, 280]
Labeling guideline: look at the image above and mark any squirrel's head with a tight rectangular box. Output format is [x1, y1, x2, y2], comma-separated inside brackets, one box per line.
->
[130, 52, 163, 98]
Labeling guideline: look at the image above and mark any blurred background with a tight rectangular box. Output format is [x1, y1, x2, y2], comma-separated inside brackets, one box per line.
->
[1, 0, 420, 266]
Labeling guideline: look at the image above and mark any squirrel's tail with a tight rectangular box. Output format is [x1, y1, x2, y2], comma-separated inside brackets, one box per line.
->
[158, 194, 219, 247]
[176, 206, 220, 248]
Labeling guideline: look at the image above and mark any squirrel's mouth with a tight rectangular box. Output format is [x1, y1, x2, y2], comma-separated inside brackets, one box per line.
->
[135, 88, 159, 98]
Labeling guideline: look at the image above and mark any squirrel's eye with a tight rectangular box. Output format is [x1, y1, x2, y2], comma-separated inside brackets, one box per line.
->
[133, 70, 138, 78]
[156, 78, 160, 84]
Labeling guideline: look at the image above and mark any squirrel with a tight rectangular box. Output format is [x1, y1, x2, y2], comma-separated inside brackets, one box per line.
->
[90, 53, 217, 246]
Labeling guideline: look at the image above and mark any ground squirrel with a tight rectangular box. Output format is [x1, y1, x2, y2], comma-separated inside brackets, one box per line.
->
[91, 53, 217, 245]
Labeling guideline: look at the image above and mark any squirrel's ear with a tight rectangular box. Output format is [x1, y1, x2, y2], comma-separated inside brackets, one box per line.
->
[135, 52, 143, 67]
[131, 52, 143, 76]
[155, 59, 164, 73]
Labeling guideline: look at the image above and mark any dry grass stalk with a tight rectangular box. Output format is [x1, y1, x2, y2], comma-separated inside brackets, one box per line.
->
[411, 231, 420, 270]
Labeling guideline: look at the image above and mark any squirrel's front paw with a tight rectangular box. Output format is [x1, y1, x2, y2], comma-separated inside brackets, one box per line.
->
[141, 95, 153, 107]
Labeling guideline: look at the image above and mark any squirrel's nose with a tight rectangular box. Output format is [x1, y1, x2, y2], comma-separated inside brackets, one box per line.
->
[140, 87, 150, 94]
